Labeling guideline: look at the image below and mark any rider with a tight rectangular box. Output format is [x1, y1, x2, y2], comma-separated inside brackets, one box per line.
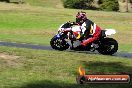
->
[75, 11, 101, 46]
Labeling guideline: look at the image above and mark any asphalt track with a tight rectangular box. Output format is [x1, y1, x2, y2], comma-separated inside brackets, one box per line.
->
[0, 41, 132, 59]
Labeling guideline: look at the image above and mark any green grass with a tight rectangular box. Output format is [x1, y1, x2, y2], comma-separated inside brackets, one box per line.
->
[26, 0, 63, 8]
[0, 33, 51, 45]
[0, 1, 132, 88]
[0, 46, 132, 88]
[0, 5, 132, 51]
[119, 44, 132, 52]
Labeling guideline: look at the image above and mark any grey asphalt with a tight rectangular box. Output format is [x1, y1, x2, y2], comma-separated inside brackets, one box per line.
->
[0, 41, 132, 59]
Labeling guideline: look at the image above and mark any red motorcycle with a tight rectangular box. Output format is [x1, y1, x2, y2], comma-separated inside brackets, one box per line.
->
[50, 22, 118, 55]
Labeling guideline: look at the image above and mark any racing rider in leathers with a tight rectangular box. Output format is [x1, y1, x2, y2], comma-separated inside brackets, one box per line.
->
[75, 11, 101, 46]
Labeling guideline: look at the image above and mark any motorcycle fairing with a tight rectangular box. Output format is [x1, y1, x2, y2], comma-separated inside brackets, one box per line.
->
[105, 29, 116, 37]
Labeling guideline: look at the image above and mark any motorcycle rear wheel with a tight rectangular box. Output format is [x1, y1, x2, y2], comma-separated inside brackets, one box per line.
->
[97, 38, 118, 55]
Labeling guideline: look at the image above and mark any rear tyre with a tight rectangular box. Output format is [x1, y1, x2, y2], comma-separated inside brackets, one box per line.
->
[50, 36, 69, 51]
[98, 38, 118, 55]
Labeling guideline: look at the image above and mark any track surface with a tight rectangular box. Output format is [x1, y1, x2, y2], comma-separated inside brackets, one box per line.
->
[0, 41, 132, 59]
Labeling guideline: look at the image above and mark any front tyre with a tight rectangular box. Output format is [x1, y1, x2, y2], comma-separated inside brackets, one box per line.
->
[50, 36, 69, 51]
[98, 38, 118, 55]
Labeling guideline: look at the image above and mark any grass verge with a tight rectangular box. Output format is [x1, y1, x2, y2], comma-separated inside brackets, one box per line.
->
[0, 46, 132, 88]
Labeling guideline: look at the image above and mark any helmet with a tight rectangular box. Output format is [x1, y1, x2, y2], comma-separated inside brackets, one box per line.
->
[76, 11, 87, 25]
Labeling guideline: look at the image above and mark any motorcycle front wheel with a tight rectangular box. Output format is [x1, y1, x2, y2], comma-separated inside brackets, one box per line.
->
[50, 36, 69, 51]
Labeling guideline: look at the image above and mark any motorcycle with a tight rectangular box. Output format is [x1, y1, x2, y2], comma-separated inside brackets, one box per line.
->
[50, 22, 118, 55]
